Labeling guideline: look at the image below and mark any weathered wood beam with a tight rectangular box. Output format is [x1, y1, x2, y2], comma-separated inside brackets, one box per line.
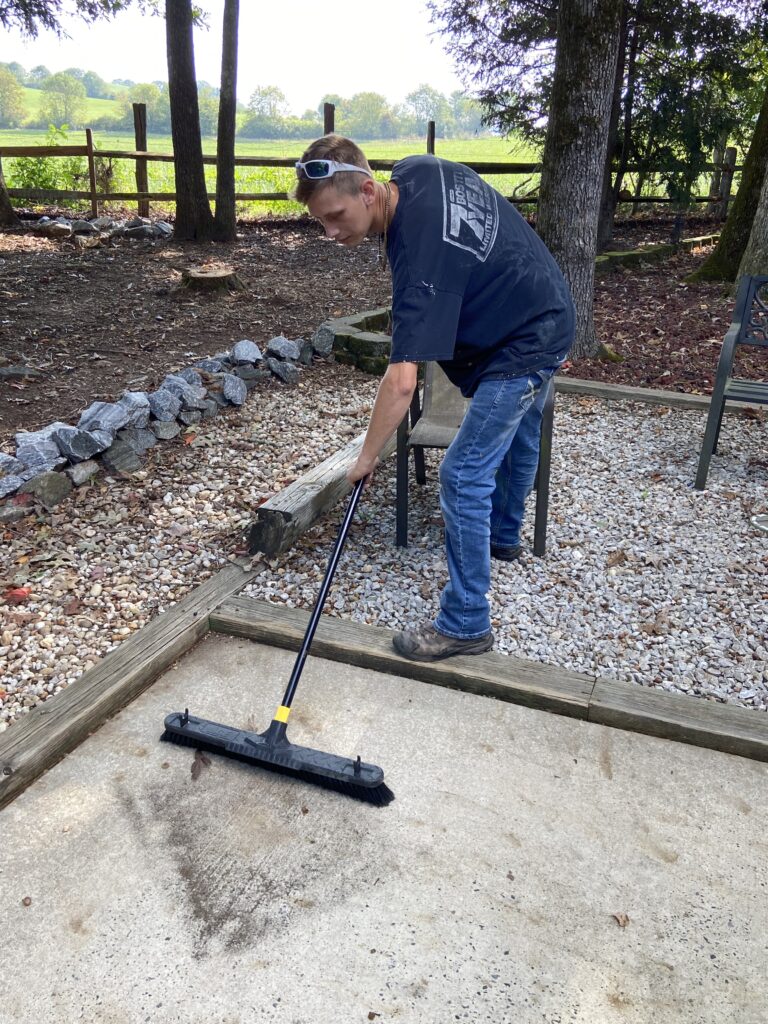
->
[248, 432, 396, 557]
[210, 598, 594, 718]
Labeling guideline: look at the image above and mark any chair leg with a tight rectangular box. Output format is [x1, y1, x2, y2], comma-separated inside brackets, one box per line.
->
[413, 445, 426, 486]
[533, 382, 554, 557]
[396, 414, 409, 547]
[695, 394, 726, 490]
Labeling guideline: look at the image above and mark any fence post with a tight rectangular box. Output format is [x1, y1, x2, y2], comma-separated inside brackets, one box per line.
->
[323, 103, 335, 135]
[708, 139, 725, 214]
[426, 121, 435, 155]
[85, 129, 98, 218]
[132, 102, 149, 218]
[717, 146, 737, 221]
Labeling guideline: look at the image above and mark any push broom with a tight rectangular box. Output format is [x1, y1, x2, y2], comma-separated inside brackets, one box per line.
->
[161, 478, 395, 806]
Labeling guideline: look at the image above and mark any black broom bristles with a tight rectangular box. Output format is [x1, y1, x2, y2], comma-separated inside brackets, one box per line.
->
[161, 728, 395, 806]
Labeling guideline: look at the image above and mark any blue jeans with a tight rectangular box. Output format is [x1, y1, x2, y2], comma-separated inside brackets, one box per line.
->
[434, 369, 557, 639]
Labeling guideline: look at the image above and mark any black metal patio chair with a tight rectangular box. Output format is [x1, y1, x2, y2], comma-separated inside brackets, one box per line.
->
[695, 274, 768, 490]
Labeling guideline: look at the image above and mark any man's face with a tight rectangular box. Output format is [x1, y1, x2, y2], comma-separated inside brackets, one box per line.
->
[307, 183, 372, 247]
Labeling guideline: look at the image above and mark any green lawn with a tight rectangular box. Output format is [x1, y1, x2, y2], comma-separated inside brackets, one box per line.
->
[17, 86, 127, 123]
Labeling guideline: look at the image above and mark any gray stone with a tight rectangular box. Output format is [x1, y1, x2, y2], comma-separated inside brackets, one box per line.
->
[19, 471, 73, 509]
[100, 438, 142, 474]
[222, 373, 247, 406]
[51, 426, 104, 462]
[89, 429, 114, 450]
[207, 389, 229, 408]
[178, 409, 202, 426]
[231, 339, 263, 365]
[119, 391, 151, 428]
[71, 219, 99, 235]
[124, 225, 156, 240]
[15, 437, 67, 478]
[0, 452, 24, 476]
[15, 422, 71, 448]
[147, 389, 182, 422]
[233, 365, 270, 389]
[298, 339, 314, 366]
[154, 221, 173, 238]
[78, 401, 131, 438]
[91, 217, 116, 232]
[66, 460, 100, 486]
[125, 217, 151, 228]
[201, 399, 219, 419]
[267, 336, 302, 361]
[194, 358, 225, 373]
[0, 475, 23, 499]
[0, 365, 42, 381]
[267, 357, 300, 385]
[34, 221, 72, 239]
[150, 420, 181, 440]
[175, 368, 203, 387]
[161, 374, 209, 410]
[0, 504, 26, 523]
[117, 427, 157, 454]
[311, 323, 335, 357]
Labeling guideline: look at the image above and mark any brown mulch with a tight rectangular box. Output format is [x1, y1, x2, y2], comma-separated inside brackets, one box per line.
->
[0, 212, 764, 447]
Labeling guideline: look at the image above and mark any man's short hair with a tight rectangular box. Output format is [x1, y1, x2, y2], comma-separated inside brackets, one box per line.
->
[293, 134, 371, 204]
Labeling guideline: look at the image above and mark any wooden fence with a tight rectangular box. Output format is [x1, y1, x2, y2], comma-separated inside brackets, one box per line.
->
[0, 102, 742, 219]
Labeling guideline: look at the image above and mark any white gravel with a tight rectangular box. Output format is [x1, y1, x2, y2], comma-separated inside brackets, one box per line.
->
[1, 369, 766, 729]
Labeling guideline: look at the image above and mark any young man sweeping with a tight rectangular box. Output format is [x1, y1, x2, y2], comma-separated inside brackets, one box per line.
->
[294, 135, 574, 663]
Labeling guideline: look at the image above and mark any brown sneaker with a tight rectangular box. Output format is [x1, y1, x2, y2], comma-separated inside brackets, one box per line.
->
[392, 623, 494, 662]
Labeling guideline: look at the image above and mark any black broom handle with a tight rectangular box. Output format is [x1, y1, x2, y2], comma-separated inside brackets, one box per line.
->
[280, 477, 366, 709]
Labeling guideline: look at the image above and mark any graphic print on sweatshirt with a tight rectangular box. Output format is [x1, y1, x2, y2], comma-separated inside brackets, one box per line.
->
[439, 162, 499, 262]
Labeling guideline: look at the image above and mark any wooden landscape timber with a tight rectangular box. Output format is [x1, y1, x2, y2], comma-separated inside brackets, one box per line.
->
[247, 430, 397, 557]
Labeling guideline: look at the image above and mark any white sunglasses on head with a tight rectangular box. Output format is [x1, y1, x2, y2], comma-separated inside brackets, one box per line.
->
[295, 159, 372, 181]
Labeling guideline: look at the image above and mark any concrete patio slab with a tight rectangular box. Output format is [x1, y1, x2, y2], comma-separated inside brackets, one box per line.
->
[2, 633, 767, 1024]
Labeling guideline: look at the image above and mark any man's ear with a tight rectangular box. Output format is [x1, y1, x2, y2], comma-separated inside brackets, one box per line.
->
[360, 177, 376, 206]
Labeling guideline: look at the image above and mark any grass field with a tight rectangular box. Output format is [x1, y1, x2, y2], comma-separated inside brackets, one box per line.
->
[0, 129, 542, 216]
[17, 86, 127, 122]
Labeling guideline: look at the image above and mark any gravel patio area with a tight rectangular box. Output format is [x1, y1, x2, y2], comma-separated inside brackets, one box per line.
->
[1, 362, 766, 728]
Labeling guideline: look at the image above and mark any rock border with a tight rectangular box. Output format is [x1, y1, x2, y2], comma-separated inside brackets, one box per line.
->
[0, 333, 317, 513]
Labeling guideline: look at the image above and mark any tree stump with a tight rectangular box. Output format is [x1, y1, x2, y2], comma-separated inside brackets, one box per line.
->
[178, 265, 246, 293]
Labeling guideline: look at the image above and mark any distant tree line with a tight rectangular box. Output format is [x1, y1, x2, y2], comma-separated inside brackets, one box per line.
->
[0, 61, 488, 138]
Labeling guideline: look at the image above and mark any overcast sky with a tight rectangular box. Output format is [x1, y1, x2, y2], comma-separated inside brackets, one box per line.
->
[0, 0, 466, 113]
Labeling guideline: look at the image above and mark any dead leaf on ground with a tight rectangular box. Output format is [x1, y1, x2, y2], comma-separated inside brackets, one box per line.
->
[612, 912, 630, 928]
[3, 587, 31, 606]
[606, 550, 628, 567]
[190, 749, 212, 781]
[62, 597, 83, 616]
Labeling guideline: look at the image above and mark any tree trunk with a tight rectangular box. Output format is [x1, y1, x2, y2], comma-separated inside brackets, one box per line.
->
[0, 158, 20, 228]
[737, 158, 768, 279]
[689, 86, 768, 282]
[166, 0, 216, 241]
[597, 0, 629, 252]
[213, 0, 239, 242]
[537, 0, 624, 359]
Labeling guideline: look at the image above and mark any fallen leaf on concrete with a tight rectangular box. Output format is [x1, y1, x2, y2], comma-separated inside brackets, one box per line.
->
[21, 896, 32, 907]
[190, 749, 212, 781]
[612, 912, 630, 928]
[368, 1013, 381, 1021]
